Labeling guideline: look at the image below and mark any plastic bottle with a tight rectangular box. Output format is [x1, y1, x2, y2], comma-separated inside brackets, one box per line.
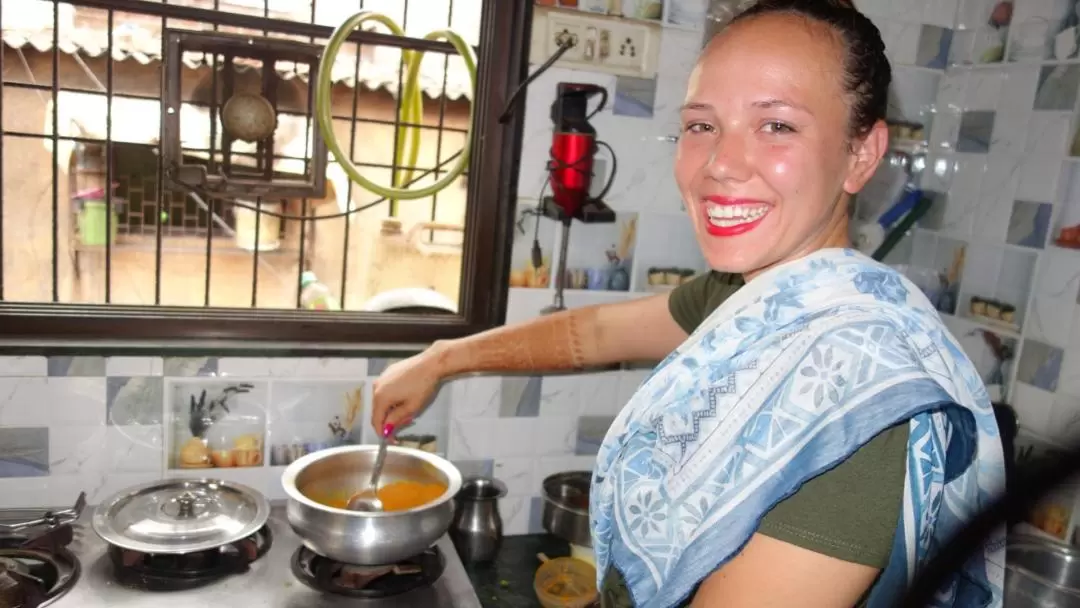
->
[299, 271, 339, 311]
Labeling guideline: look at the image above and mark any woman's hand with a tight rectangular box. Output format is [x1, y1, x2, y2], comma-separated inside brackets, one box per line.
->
[370, 345, 447, 432]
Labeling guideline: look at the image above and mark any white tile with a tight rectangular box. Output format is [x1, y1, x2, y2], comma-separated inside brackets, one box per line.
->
[539, 375, 581, 418]
[577, 371, 620, 416]
[972, 154, 1020, 242]
[1013, 382, 1056, 436]
[533, 416, 577, 457]
[936, 155, 984, 238]
[0, 477, 81, 509]
[447, 417, 495, 459]
[494, 458, 536, 497]
[449, 376, 501, 419]
[1048, 393, 1080, 445]
[105, 425, 165, 474]
[963, 70, 1005, 111]
[1026, 112, 1072, 156]
[165, 466, 273, 496]
[923, 0, 959, 28]
[105, 357, 163, 377]
[1027, 249, 1080, 347]
[535, 456, 597, 483]
[88, 472, 162, 504]
[0, 378, 106, 427]
[499, 496, 531, 536]
[505, 289, 556, 325]
[1017, 152, 1063, 203]
[48, 425, 106, 476]
[0, 356, 47, 377]
[881, 20, 922, 66]
[218, 357, 369, 378]
[216, 358, 273, 377]
[489, 418, 539, 458]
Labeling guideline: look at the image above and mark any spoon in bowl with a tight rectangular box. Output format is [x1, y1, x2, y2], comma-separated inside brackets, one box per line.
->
[347, 423, 395, 512]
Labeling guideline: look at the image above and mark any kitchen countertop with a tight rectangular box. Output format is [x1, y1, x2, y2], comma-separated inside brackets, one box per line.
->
[52, 504, 482, 608]
[462, 534, 572, 608]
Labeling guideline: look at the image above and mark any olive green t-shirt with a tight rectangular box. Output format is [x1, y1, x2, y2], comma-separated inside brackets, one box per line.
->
[600, 271, 908, 607]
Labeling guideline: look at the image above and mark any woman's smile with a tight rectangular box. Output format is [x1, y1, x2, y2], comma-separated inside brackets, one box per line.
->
[700, 196, 772, 237]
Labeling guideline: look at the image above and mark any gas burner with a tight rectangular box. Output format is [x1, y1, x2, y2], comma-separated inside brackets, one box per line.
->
[291, 545, 445, 598]
[0, 547, 81, 608]
[107, 525, 272, 591]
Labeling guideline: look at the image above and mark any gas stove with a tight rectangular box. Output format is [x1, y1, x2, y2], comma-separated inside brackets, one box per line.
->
[1, 499, 480, 608]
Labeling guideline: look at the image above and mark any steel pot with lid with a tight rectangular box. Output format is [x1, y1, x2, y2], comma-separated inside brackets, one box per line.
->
[282, 444, 462, 565]
[92, 478, 271, 554]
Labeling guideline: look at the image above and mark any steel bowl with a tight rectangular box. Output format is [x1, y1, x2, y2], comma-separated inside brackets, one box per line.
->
[282, 444, 462, 565]
[1005, 534, 1080, 607]
[541, 471, 592, 547]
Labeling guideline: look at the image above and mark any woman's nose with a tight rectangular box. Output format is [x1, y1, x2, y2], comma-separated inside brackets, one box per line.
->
[706, 133, 752, 183]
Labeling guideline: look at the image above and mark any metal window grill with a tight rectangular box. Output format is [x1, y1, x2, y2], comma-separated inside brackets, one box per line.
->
[0, 0, 481, 312]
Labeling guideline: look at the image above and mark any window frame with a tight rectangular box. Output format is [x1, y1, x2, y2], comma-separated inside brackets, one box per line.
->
[0, 0, 531, 349]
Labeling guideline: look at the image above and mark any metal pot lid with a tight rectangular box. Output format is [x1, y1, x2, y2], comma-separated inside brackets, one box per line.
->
[92, 478, 270, 554]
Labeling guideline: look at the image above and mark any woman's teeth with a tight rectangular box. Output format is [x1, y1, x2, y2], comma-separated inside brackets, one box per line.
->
[706, 204, 768, 227]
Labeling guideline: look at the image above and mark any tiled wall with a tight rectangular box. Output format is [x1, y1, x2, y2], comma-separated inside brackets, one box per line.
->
[0, 354, 649, 536]
[4, 0, 1079, 537]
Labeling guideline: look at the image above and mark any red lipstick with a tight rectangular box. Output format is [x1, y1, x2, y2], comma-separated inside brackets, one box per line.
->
[701, 196, 770, 237]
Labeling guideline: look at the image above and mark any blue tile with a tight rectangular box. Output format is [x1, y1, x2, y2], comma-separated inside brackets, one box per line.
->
[107, 377, 164, 425]
[499, 377, 542, 417]
[48, 356, 105, 377]
[163, 357, 218, 377]
[528, 496, 546, 534]
[576, 416, 614, 456]
[367, 358, 403, 376]
[0, 428, 49, 477]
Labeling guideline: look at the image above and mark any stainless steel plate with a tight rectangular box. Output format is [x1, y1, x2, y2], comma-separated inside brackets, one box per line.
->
[92, 478, 270, 554]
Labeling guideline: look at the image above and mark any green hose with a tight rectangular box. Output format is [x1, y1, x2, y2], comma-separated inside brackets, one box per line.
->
[315, 12, 478, 214]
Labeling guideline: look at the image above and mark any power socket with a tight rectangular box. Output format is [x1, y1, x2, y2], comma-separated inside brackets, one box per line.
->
[531, 6, 660, 79]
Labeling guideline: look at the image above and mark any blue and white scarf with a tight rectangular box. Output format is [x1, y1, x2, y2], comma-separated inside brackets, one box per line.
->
[591, 248, 1005, 608]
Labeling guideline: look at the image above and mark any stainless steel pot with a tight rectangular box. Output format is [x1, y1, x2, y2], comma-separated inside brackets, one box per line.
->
[1006, 534, 1080, 607]
[282, 444, 462, 565]
[541, 471, 592, 547]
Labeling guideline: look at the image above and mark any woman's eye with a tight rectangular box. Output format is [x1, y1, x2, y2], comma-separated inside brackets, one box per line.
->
[684, 122, 714, 134]
[762, 121, 795, 134]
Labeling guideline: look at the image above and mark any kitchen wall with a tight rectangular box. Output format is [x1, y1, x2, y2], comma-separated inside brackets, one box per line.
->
[3, 0, 1077, 538]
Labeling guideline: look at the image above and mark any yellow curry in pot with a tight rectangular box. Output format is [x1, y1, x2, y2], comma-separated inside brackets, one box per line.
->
[312, 480, 447, 512]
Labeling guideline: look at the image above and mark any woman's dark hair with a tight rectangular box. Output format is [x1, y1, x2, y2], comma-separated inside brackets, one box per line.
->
[728, 0, 891, 139]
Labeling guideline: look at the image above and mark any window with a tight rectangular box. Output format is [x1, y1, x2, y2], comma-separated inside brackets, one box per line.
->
[0, 0, 529, 345]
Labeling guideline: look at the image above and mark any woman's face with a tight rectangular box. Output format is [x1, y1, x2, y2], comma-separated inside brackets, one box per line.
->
[676, 13, 887, 278]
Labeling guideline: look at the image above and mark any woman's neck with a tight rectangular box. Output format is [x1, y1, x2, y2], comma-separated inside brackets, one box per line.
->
[741, 202, 851, 282]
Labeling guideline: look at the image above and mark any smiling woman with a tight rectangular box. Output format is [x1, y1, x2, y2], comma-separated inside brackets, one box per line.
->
[363, 1, 1006, 607]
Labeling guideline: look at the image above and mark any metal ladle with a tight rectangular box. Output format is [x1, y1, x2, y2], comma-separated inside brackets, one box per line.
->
[347, 423, 395, 512]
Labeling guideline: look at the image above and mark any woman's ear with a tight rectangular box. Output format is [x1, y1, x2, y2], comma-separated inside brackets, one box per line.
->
[843, 120, 889, 194]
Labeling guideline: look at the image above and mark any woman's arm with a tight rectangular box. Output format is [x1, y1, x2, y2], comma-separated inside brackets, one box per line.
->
[372, 293, 689, 428]
[690, 533, 880, 607]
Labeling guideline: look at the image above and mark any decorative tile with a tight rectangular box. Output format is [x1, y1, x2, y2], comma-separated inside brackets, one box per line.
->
[163, 357, 219, 377]
[1017, 339, 1065, 393]
[499, 376, 542, 417]
[47, 356, 105, 377]
[1006, 201, 1052, 249]
[267, 380, 366, 462]
[1035, 66, 1080, 111]
[165, 379, 269, 470]
[0, 427, 49, 477]
[106, 377, 164, 426]
[956, 111, 995, 153]
[0, 357, 47, 377]
[576, 416, 615, 456]
[916, 25, 952, 69]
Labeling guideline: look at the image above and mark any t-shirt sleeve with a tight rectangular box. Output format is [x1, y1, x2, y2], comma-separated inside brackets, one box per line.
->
[668, 273, 712, 335]
[668, 272, 744, 335]
[756, 422, 909, 568]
